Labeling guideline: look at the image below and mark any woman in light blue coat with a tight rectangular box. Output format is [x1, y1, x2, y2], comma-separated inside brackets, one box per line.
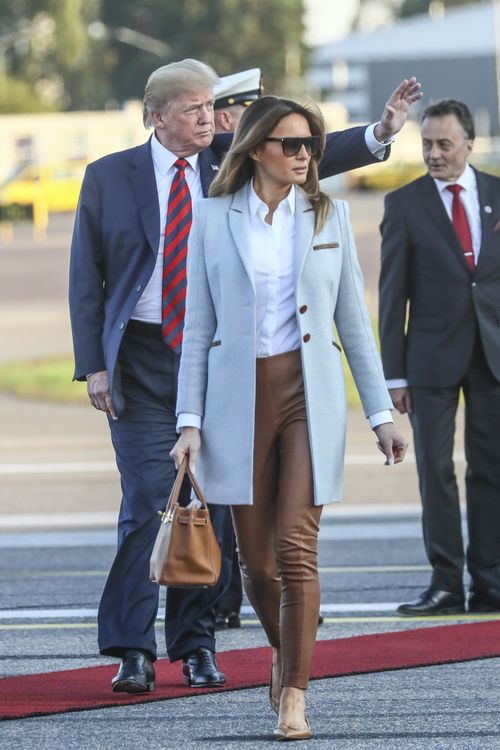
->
[172, 96, 407, 740]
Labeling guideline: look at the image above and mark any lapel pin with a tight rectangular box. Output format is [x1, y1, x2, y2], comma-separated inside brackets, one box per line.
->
[211, 164, 219, 171]
[484, 205, 492, 214]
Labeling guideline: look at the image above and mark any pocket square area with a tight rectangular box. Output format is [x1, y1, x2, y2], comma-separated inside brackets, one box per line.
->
[313, 242, 339, 250]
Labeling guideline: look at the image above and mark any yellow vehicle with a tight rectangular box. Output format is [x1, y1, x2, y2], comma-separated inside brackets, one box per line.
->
[0, 161, 86, 220]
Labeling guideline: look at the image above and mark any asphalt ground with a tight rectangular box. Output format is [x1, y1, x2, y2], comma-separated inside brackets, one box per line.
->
[2, 521, 500, 749]
[1, 196, 498, 749]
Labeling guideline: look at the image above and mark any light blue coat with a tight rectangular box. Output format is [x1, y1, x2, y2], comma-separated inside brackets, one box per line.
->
[176, 185, 393, 505]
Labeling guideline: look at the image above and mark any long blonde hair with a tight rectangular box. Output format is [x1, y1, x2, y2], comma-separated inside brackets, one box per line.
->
[209, 96, 332, 232]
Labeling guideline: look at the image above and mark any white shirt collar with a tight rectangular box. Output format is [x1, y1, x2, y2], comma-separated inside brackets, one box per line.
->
[434, 162, 475, 194]
[248, 180, 296, 218]
[150, 132, 199, 176]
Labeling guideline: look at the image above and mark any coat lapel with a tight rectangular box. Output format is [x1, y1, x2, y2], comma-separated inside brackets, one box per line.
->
[228, 185, 255, 293]
[198, 146, 221, 197]
[475, 168, 496, 274]
[294, 189, 315, 287]
[129, 138, 160, 256]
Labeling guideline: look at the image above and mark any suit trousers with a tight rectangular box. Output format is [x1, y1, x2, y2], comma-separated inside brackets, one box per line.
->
[410, 334, 500, 594]
[97, 320, 234, 662]
[231, 349, 323, 690]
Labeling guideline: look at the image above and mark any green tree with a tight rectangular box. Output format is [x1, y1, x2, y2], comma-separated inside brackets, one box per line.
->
[101, 0, 305, 102]
[1, 0, 305, 112]
[0, 0, 111, 112]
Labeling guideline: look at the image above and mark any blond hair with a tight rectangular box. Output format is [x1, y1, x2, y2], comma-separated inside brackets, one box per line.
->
[143, 59, 218, 128]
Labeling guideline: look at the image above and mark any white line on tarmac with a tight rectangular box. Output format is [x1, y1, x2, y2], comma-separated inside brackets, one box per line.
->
[0, 603, 403, 620]
[0, 452, 466, 476]
[0, 461, 117, 475]
[0, 602, 500, 623]
[3, 614, 500, 630]
[0, 505, 426, 531]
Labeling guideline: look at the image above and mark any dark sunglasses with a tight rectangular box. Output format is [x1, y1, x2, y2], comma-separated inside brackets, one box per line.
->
[264, 136, 321, 157]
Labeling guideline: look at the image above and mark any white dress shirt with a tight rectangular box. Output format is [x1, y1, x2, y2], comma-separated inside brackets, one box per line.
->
[131, 134, 203, 323]
[386, 162, 481, 390]
[178, 181, 392, 430]
[365, 123, 395, 160]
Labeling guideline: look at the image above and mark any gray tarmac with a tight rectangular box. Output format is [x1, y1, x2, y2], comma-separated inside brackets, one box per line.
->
[1, 201, 499, 749]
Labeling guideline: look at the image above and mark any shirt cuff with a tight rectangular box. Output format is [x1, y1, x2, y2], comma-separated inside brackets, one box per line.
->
[176, 413, 202, 433]
[368, 410, 393, 429]
[386, 379, 408, 389]
[364, 123, 396, 160]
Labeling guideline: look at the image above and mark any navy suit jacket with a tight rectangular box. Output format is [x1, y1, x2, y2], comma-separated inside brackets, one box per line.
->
[69, 128, 386, 413]
[379, 168, 500, 387]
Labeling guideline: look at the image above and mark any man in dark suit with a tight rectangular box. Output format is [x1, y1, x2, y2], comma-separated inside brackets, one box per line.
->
[70, 57, 422, 693]
[379, 99, 500, 617]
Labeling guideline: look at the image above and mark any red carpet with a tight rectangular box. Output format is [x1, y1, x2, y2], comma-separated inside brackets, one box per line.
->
[1, 621, 500, 720]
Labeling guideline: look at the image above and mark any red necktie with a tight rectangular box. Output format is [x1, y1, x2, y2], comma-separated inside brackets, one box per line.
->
[162, 158, 192, 352]
[446, 184, 474, 271]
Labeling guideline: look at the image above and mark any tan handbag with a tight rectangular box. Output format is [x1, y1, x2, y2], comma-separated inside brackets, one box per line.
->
[149, 456, 222, 587]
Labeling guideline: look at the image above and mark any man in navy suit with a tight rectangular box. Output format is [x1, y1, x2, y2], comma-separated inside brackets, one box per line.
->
[379, 99, 500, 617]
[70, 58, 422, 692]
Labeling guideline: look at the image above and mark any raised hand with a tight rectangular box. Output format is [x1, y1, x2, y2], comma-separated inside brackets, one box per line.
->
[374, 77, 423, 142]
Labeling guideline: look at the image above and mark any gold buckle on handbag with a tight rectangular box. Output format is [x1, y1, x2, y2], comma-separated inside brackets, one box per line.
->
[158, 509, 174, 524]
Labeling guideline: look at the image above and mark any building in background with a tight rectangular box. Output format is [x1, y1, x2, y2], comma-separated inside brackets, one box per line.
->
[0, 102, 145, 186]
[308, 2, 498, 136]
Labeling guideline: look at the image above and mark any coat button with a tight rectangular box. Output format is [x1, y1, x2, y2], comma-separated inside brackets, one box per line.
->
[136, 284, 142, 292]
[471, 282, 477, 287]
[299, 304, 308, 314]
[119, 322, 125, 330]
[303, 333, 311, 343]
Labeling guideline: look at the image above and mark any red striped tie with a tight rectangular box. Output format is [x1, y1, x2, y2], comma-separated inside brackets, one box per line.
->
[162, 158, 192, 352]
[446, 184, 474, 271]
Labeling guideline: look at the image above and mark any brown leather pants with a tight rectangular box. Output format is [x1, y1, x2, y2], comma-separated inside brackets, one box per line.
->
[231, 349, 322, 689]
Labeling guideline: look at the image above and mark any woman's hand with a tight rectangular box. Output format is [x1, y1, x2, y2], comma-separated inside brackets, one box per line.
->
[374, 423, 408, 465]
[170, 427, 201, 472]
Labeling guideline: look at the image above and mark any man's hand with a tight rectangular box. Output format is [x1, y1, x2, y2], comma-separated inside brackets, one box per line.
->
[389, 387, 412, 415]
[86, 370, 117, 420]
[374, 77, 423, 142]
[374, 423, 408, 466]
[170, 427, 201, 473]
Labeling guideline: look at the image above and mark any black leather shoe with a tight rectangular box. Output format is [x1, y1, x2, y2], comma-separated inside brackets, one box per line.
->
[397, 588, 465, 616]
[469, 589, 500, 613]
[111, 649, 155, 693]
[215, 610, 241, 630]
[182, 647, 226, 687]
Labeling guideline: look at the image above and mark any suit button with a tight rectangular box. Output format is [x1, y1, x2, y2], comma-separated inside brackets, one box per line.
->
[299, 305, 308, 314]
[119, 322, 125, 330]
[136, 284, 142, 292]
[471, 282, 477, 287]
[303, 333, 311, 343]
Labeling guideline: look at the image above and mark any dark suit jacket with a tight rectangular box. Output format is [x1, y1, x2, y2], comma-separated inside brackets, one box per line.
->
[379, 168, 500, 388]
[69, 127, 386, 413]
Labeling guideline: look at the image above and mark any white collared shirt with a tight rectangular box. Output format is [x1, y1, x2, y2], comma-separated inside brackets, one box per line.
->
[248, 181, 300, 357]
[386, 163, 482, 390]
[131, 134, 204, 323]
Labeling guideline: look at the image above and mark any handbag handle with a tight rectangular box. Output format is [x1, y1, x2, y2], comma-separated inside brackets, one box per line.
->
[159, 455, 208, 524]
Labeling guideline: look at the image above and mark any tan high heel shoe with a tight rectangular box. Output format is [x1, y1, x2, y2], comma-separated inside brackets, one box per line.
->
[273, 717, 312, 741]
